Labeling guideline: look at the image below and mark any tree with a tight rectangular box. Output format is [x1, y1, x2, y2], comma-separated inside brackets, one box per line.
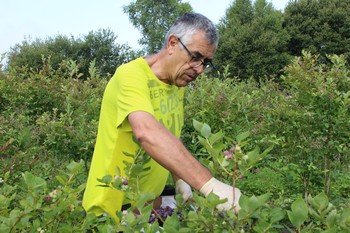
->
[76, 29, 137, 76]
[284, 0, 350, 64]
[7, 35, 75, 73]
[123, 0, 192, 54]
[6, 29, 137, 78]
[216, 0, 290, 80]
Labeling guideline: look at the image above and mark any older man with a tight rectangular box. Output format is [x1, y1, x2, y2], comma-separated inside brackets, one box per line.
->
[83, 12, 241, 221]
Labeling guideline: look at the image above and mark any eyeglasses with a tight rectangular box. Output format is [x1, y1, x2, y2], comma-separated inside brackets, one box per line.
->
[177, 38, 215, 70]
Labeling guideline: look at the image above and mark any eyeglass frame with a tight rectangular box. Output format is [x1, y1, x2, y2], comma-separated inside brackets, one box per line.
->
[177, 37, 216, 70]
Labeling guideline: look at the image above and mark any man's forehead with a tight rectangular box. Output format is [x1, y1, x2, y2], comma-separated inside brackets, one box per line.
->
[188, 33, 216, 57]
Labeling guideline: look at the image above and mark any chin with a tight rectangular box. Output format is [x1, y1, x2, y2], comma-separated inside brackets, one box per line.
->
[174, 83, 186, 87]
[176, 81, 191, 87]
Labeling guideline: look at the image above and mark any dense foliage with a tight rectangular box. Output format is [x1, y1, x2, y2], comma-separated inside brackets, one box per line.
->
[123, 0, 192, 54]
[184, 52, 350, 202]
[1, 0, 350, 231]
[284, 0, 350, 65]
[1, 52, 349, 231]
[6, 29, 137, 78]
[216, 0, 290, 80]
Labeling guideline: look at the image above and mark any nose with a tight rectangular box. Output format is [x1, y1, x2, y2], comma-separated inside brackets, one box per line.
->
[193, 64, 205, 74]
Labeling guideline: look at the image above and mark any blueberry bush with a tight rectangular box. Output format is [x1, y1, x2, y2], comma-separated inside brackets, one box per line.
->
[1, 52, 349, 232]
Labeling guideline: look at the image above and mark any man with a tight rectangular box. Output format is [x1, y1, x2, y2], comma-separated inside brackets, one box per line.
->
[83, 12, 241, 222]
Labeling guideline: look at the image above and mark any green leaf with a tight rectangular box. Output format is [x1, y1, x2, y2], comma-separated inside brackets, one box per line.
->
[0, 224, 10, 233]
[241, 195, 259, 212]
[206, 192, 227, 209]
[200, 123, 211, 138]
[339, 208, 350, 229]
[246, 147, 260, 165]
[32, 219, 41, 230]
[66, 160, 84, 174]
[257, 193, 271, 205]
[193, 119, 203, 132]
[187, 211, 199, 221]
[326, 209, 338, 228]
[287, 211, 303, 229]
[260, 146, 273, 159]
[309, 207, 321, 220]
[56, 175, 68, 185]
[239, 194, 271, 213]
[22, 172, 47, 193]
[270, 207, 286, 223]
[122, 151, 135, 158]
[312, 192, 329, 212]
[291, 197, 308, 215]
[209, 130, 223, 145]
[139, 204, 153, 220]
[287, 197, 308, 229]
[112, 178, 122, 189]
[163, 214, 180, 232]
[134, 193, 155, 209]
[100, 175, 113, 184]
[253, 220, 271, 233]
[239, 195, 250, 211]
[236, 131, 250, 143]
[197, 136, 207, 146]
[131, 164, 144, 174]
[142, 166, 151, 172]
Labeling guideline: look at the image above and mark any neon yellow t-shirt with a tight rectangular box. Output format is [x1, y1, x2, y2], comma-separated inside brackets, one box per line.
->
[82, 57, 184, 221]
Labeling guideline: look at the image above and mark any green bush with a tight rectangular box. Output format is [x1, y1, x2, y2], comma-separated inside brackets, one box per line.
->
[239, 166, 288, 197]
[1, 51, 349, 231]
[0, 160, 117, 232]
[5, 29, 138, 78]
[184, 52, 350, 201]
[216, 0, 291, 80]
[0, 58, 106, 184]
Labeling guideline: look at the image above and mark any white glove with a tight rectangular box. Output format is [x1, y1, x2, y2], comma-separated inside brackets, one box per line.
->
[175, 179, 193, 202]
[200, 177, 241, 212]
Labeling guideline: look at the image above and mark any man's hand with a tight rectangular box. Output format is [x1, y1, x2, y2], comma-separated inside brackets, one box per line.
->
[175, 179, 193, 202]
[200, 177, 241, 212]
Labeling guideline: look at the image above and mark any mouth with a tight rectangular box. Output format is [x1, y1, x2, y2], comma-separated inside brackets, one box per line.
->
[185, 74, 196, 82]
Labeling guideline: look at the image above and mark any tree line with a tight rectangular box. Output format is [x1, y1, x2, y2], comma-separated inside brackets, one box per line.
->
[3, 0, 350, 80]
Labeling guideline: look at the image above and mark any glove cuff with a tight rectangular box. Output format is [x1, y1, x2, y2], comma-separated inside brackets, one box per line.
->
[199, 177, 217, 196]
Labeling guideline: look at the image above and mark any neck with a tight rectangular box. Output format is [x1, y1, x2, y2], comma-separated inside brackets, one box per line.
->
[144, 50, 172, 84]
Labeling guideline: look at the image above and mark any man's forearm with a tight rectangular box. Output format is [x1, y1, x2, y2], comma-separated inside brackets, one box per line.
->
[128, 111, 212, 190]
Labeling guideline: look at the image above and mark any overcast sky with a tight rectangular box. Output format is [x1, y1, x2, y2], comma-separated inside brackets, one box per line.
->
[0, 0, 289, 56]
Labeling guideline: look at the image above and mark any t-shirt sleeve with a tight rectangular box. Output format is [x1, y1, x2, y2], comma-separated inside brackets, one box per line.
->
[114, 66, 154, 128]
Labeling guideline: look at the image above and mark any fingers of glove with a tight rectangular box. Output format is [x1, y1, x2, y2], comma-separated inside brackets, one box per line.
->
[215, 187, 241, 211]
[175, 179, 193, 201]
[200, 178, 242, 211]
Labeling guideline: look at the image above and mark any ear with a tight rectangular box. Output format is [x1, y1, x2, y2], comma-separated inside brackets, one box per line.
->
[166, 35, 178, 55]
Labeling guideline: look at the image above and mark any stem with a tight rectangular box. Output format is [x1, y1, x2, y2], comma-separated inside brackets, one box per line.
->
[151, 208, 165, 223]
[233, 159, 237, 208]
[324, 155, 331, 195]
[218, 160, 233, 175]
[303, 174, 309, 201]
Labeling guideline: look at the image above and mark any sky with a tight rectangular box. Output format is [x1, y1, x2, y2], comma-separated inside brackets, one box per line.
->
[0, 0, 289, 58]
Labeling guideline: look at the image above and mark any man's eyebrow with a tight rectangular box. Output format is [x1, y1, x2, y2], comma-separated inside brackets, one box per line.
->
[193, 51, 204, 58]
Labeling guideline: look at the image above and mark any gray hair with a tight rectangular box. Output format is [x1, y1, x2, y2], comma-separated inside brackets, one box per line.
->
[163, 12, 218, 48]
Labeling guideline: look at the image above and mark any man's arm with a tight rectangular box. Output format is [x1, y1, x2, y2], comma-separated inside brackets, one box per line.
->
[128, 111, 212, 190]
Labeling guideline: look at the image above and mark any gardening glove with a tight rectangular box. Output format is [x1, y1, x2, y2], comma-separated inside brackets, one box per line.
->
[175, 179, 193, 202]
[200, 177, 241, 212]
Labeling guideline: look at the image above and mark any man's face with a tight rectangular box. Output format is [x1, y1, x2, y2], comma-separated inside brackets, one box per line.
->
[169, 32, 216, 87]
